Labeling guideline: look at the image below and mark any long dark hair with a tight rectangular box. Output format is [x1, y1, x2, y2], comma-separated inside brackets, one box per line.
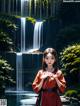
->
[42, 48, 58, 72]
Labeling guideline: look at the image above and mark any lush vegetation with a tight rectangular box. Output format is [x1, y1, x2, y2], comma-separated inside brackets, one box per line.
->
[26, 17, 36, 24]
[0, 57, 15, 90]
[60, 44, 80, 85]
[60, 44, 80, 100]
[0, 17, 18, 51]
[0, 30, 13, 51]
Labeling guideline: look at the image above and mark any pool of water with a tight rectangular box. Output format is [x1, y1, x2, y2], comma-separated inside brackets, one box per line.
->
[5, 91, 37, 106]
[4, 91, 80, 106]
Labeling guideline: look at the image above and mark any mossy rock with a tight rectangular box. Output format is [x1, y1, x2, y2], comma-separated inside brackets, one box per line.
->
[65, 89, 78, 98]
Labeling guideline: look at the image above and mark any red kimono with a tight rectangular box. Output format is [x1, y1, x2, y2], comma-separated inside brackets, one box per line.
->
[32, 69, 66, 106]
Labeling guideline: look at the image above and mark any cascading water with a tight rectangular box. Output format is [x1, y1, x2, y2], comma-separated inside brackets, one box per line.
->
[0, 0, 57, 18]
[21, 0, 25, 16]
[27, 21, 43, 53]
[21, 17, 26, 52]
[21, 0, 29, 16]
[16, 0, 26, 92]
[16, 18, 26, 92]
[33, 21, 43, 50]
[29, 0, 32, 16]
[34, 0, 37, 16]
[16, 53, 23, 91]
[16, 17, 26, 92]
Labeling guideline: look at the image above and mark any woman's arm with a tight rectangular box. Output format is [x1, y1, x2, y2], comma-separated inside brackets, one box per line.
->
[32, 70, 49, 93]
[36, 79, 44, 90]
[53, 70, 66, 93]
[32, 70, 42, 93]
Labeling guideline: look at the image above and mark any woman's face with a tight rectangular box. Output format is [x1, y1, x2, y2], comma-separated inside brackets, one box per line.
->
[44, 53, 56, 67]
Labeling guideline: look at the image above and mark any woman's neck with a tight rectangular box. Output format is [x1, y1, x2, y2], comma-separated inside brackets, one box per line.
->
[46, 67, 54, 72]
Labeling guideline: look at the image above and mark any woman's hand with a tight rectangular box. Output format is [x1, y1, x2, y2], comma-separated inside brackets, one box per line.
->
[41, 71, 52, 79]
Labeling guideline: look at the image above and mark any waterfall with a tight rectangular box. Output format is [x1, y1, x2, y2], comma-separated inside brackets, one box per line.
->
[21, 17, 26, 52]
[21, 0, 29, 16]
[16, 17, 26, 92]
[16, 53, 23, 91]
[16, 1, 26, 91]
[29, 0, 32, 16]
[0, 0, 57, 18]
[16, 17, 26, 91]
[21, 0, 25, 16]
[33, 21, 43, 50]
[34, 0, 37, 16]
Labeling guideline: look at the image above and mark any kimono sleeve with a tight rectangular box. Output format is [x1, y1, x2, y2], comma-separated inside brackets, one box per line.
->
[32, 70, 41, 93]
[57, 71, 66, 93]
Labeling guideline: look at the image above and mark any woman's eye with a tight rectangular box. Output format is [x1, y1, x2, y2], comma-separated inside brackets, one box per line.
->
[46, 57, 48, 59]
[51, 57, 54, 59]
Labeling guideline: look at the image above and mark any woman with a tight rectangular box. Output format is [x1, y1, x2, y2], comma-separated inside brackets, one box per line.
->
[32, 48, 66, 106]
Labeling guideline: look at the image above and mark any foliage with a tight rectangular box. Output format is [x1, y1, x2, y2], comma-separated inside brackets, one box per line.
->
[65, 88, 80, 100]
[0, 18, 17, 32]
[60, 44, 80, 85]
[15, 15, 36, 24]
[26, 17, 36, 24]
[0, 57, 15, 89]
[65, 89, 78, 98]
[0, 15, 18, 51]
[0, 30, 13, 51]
